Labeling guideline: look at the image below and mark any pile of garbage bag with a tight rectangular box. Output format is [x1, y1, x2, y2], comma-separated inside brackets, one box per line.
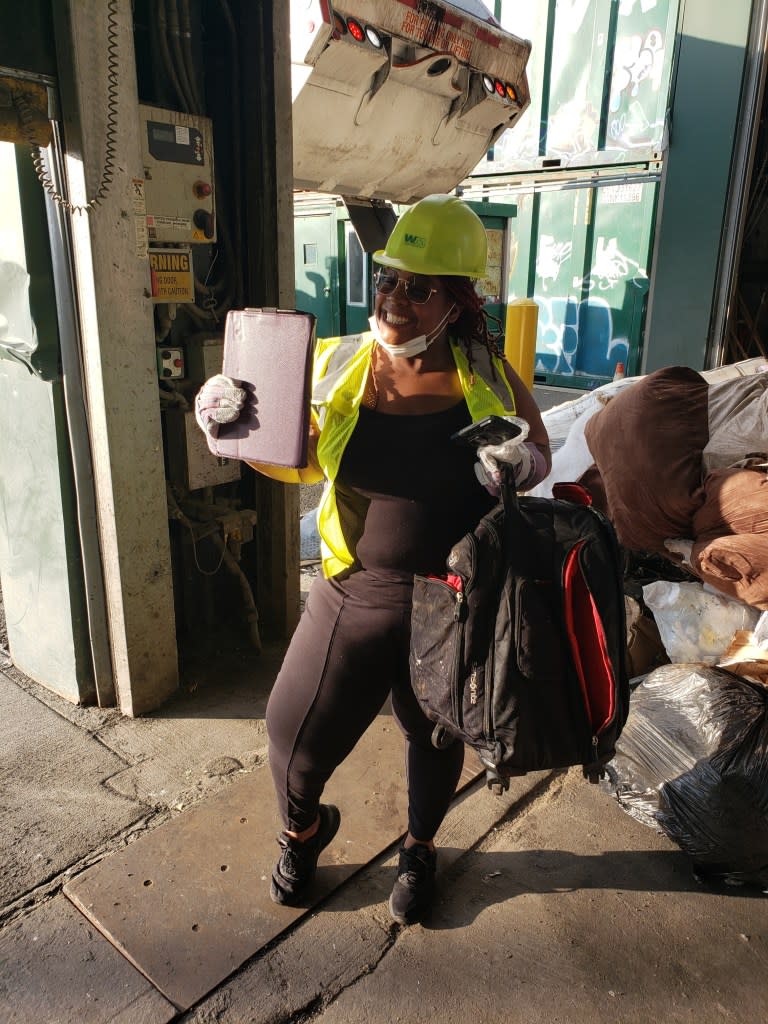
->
[536, 358, 768, 889]
[534, 360, 768, 609]
[603, 664, 768, 890]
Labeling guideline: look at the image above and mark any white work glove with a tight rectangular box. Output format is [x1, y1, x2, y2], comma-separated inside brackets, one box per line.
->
[194, 374, 247, 436]
[475, 418, 532, 497]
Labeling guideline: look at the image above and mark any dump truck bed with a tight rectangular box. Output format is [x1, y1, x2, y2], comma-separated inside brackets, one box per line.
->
[290, 0, 531, 202]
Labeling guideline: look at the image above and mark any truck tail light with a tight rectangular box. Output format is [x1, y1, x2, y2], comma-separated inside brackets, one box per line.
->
[365, 26, 383, 48]
[346, 17, 365, 42]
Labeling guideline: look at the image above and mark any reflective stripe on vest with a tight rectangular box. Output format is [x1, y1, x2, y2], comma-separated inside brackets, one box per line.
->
[312, 332, 516, 577]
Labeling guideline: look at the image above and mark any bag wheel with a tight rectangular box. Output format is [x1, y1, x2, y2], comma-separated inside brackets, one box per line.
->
[485, 769, 510, 794]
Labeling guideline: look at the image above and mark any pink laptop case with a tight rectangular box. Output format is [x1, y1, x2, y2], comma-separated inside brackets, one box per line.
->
[209, 307, 317, 468]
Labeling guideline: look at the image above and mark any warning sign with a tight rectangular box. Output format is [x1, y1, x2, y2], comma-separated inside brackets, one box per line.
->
[149, 247, 195, 303]
[399, 11, 473, 63]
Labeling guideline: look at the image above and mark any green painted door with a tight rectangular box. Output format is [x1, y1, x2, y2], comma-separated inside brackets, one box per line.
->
[338, 218, 371, 336]
[294, 212, 338, 339]
[0, 142, 94, 702]
[466, 201, 518, 351]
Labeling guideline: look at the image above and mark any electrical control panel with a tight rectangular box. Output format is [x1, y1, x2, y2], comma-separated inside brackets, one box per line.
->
[165, 409, 241, 490]
[157, 346, 185, 379]
[138, 105, 216, 244]
[185, 335, 224, 384]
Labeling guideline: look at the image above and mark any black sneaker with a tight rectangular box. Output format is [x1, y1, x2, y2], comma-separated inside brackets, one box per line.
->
[388, 842, 437, 925]
[270, 804, 341, 906]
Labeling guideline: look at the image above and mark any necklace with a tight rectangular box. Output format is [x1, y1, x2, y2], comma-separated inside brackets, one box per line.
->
[362, 355, 379, 409]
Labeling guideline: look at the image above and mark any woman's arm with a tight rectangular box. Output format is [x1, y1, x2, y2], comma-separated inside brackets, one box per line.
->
[246, 419, 324, 485]
[502, 361, 552, 476]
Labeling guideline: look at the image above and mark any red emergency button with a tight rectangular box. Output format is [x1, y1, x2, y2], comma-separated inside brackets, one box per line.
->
[193, 180, 213, 199]
[173, 358, 183, 367]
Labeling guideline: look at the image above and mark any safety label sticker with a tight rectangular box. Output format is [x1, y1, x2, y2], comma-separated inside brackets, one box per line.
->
[601, 183, 644, 205]
[149, 247, 194, 302]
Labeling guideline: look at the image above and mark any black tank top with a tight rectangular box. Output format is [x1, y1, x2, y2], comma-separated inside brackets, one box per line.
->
[336, 402, 495, 575]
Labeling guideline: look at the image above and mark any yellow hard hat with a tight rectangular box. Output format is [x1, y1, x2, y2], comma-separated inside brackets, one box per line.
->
[373, 194, 487, 278]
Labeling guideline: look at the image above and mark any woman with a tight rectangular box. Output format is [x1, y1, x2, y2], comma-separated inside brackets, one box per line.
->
[196, 194, 551, 925]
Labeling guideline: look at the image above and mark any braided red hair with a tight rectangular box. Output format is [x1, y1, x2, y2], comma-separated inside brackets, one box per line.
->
[440, 276, 501, 371]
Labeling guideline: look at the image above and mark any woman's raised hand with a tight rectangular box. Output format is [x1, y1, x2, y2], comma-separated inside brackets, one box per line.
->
[194, 374, 247, 435]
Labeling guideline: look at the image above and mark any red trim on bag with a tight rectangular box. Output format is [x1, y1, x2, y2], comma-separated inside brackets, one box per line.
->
[428, 573, 463, 592]
[562, 542, 614, 733]
[553, 482, 592, 506]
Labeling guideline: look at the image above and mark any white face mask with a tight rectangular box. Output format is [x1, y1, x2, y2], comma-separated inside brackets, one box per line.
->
[369, 305, 456, 359]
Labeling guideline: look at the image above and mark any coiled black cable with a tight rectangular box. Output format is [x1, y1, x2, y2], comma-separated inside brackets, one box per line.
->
[16, 0, 120, 214]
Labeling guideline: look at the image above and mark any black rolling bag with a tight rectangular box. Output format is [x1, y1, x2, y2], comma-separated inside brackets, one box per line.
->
[409, 476, 630, 791]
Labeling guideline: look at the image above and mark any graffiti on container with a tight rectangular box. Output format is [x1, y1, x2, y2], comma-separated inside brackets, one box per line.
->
[536, 235, 574, 290]
[546, 100, 602, 163]
[533, 230, 648, 376]
[578, 236, 648, 292]
[535, 294, 630, 378]
[537, 233, 647, 293]
[608, 26, 667, 148]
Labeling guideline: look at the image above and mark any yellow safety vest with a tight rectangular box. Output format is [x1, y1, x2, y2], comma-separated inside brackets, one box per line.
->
[310, 332, 516, 578]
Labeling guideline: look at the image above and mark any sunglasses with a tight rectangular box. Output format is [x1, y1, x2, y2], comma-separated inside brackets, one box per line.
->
[374, 268, 438, 304]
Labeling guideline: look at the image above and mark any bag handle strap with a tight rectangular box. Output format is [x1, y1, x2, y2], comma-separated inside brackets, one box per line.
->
[499, 468, 540, 572]
[500, 466, 522, 516]
[499, 475, 594, 570]
[502, 475, 594, 512]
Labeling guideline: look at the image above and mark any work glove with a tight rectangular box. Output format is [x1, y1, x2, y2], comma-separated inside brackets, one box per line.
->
[194, 374, 246, 436]
[475, 418, 544, 496]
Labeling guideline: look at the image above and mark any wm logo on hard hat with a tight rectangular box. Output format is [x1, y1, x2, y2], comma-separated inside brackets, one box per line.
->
[403, 233, 426, 248]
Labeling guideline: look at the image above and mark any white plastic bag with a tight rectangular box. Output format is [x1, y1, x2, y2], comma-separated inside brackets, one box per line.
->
[529, 376, 639, 498]
[642, 580, 761, 664]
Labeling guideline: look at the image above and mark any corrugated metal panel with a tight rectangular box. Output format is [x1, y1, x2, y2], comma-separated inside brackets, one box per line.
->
[505, 177, 658, 387]
[463, 0, 679, 389]
[477, 0, 679, 174]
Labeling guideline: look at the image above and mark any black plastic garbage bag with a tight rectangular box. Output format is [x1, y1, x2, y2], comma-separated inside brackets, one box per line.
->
[603, 664, 768, 889]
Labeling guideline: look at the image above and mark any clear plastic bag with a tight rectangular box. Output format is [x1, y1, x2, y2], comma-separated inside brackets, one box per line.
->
[300, 507, 321, 561]
[642, 580, 761, 664]
[603, 664, 768, 889]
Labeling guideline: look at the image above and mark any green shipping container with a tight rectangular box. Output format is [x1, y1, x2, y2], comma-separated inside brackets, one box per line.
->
[481, 0, 679, 173]
[506, 178, 658, 387]
[465, 0, 679, 388]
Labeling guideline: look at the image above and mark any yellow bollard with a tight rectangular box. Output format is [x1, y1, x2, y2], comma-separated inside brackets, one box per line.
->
[504, 298, 539, 392]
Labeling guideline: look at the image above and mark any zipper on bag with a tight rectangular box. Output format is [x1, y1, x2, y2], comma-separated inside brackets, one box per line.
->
[452, 590, 464, 726]
[483, 646, 493, 745]
[476, 519, 501, 756]
[562, 540, 616, 740]
[423, 574, 465, 728]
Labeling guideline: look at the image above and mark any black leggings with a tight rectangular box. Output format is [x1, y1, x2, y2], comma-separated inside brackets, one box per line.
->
[266, 569, 464, 840]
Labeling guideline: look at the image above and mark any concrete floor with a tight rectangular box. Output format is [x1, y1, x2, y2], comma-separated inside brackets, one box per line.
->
[2, 616, 767, 1024]
[5, 381, 766, 1022]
